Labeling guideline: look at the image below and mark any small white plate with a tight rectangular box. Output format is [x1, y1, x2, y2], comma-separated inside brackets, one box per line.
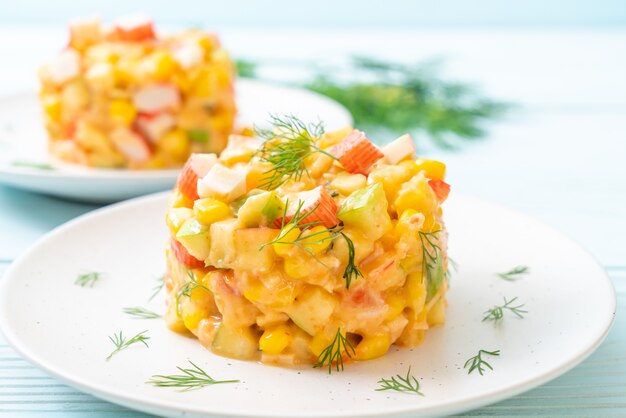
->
[0, 193, 615, 418]
[0, 79, 352, 203]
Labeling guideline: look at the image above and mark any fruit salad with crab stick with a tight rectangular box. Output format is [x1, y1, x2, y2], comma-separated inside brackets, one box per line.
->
[164, 115, 450, 370]
[38, 16, 235, 168]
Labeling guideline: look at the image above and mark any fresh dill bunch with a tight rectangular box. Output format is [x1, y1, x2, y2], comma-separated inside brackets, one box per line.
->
[176, 269, 211, 316]
[106, 330, 150, 361]
[464, 349, 501, 375]
[376, 367, 424, 395]
[482, 297, 528, 322]
[496, 265, 530, 281]
[259, 200, 362, 289]
[123, 306, 162, 319]
[147, 360, 239, 391]
[313, 328, 355, 374]
[75, 271, 103, 288]
[255, 114, 336, 189]
[418, 230, 443, 300]
[148, 275, 165, 302]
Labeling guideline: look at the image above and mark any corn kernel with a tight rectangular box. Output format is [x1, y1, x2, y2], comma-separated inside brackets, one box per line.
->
[394, 177, 437, 216]
[283, 256, 309, 279]
[158, 129, 191, 162]
[301, 226, 332, 255]
[259, 325, 292, 355]
[152, 51, 176, 80]
[109, 99, 137, 126]
[171, 190, 194, 208]
[42, 96, 61, 122]
[414, 158, 446, 181]
[396, 209, 425, 236]
[385, 293, 406, 321]
[194, 198, 230, 226]
[309, 332, 333, 357]
[165, 207, 194, 234]
[272, 227, 301, 257]
[427, 297, 447, 326]
[355, 334, 391, 360]
[183, 308, 205, 331]
[405, 272, 426, 315]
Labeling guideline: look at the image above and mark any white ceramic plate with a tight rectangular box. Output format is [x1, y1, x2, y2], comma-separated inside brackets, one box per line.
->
[0, 193, 615, 418]
[0, 79, 352, 203]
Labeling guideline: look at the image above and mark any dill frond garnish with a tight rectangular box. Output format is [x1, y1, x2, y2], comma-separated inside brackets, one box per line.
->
[148, 275, 165, 301]
[11, 160, 55, 170]
[259, 200, 362, 288]
[482, 297, 527, 322]
[496, 265, 529, 281]
[147, 360, 239, 391]
[376, 367, 424, 395]
[464, 349, 500, 375]
[176, 269, 211, 316]
[75, 272, 103, 288]
[106, 330, 150, 361]
[313, 328, 355, 374]
[123, 306, 162, 319]
[418, 230, 444, 300]
[255, 114, 337, 189]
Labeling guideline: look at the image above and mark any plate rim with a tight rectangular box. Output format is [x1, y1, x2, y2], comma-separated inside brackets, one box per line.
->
[0, 192, 616, 418]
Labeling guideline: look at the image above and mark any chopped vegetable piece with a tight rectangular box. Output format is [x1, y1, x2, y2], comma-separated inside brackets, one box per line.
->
[329, 129, 383, 174]
[428, 179, 450, 202]
[176, 160, 200, 201]
[274, 186, 338, 229]
[381, 134, 416, 164]
[170, 237, 204, 269]
[197, 163, 247, 202]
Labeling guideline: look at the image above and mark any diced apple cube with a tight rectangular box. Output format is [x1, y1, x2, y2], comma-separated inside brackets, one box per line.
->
[207, 219, 239, 268]
[133, 84, 180, 114]
[233, 228, 279, 272]
[197, 163, 247, 202]
[381, 134, 416, 164]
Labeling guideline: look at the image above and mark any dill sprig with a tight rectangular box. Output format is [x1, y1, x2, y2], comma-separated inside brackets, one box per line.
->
[482, 297, 528, 322]
[123, 306, 162, 319]
[176, 269, 211, 316]
[11, 160, 55, 170]
[376, 367, 424, 395]
[147, 360, 239, 391]
[148, 275, 165, 301]
[313, 328, 355, 374]
[106, 330, 150, 361]
[75, 272, 103, 288]
[496, 265, 529, 281]
[464, 349, 500, 375]
[259, 200, 362, 288]
[418, 230, 443, 299]
[255, 114, 336, 189]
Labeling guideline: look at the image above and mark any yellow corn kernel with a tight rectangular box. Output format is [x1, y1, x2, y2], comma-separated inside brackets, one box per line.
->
[194, 198, 230, 226]
[330, 173, 367, 196]
[165, 207, 194, 234]
[190, 285, 210, 303]
[405, 272, 427, 315]
[394, 177, 437, 216]
[422, 214, 441, 232]
[355, 334, 391, 360]
[259, 325, 292, 355]
[198, 36, 216, 55]
[152, 51, 176, 80]
[189, 69, 215, 97]
[272, 227, 301, 257]
[109, 99, 137, 126]
[414, 158, 446, 181]
[385, 293, 406, 321]
[318, 126, 353, 148]
[427, 297, 447, 326]
[308, 332, 333, 357]
[245, 163, 269, 190]
[183, 308, 205, 331]
[396, 209, 425, 236]
[171, 190, 194, 209]
[301, 226, 332, 255]
[172, 72, 190, 93]
[283, 256, 309, 279]
[42, 96, 61, 122]
[158, 129, 191, 162]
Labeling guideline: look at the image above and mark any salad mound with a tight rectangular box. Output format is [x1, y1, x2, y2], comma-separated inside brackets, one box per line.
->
[38, 16, 235, 169]
[164, 117, 450, 369]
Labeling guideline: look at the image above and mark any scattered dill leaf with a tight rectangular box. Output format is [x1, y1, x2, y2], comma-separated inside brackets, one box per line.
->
[482, 297, 528, 322]
[376, 367, 424, 395]
[123, 306, 162, 319]
[313, 328, 355, 374]
[464, 349, 500, 375]
[75, 272, 103, 288]
[419, 230, 444, 300]
[147, 360, 239, 391]
[339, 231, 363, 288]
[235, 59, 257, 78]
[11, 160, 55, 170]
[496, 265, 529, 281]
[176, 269, 211, 316]
[106, 330, 150, 361]
[148, 275, 165, 301]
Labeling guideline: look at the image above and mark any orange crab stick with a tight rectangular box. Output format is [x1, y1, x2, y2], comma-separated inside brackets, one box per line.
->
[274, 186, 339, 229]
[329, 130, 384, 174]
[170, 237, 204, 269]
[429, 179, 451, 202]
[175, 154, 217, 201]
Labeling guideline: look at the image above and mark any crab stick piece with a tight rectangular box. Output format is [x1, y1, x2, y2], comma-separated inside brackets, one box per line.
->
[45, 49, 81, 84]
[170, 237, 204, 269]
[429, 179, 451, 202]
[68, 17, 102, 49]
[176, 154, 218, 201]
[173, 41, 204, 69]
[274, 186, 338, 229]
[112, 15, 156, 42]
[197, 163, 247, 202]
[133, 84, 180, 114]
[381, 134, 416, 164]
[136, 113, 176, 143]
[330, 129, 383, 174]
[110, 128, 151, 162]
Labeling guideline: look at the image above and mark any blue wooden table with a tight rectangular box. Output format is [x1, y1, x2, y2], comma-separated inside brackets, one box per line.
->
[1, 26, 625, 417]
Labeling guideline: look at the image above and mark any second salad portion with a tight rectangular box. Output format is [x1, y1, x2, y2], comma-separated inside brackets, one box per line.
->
[38, 16, 236, 169]
[164, 116, 450, 369]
